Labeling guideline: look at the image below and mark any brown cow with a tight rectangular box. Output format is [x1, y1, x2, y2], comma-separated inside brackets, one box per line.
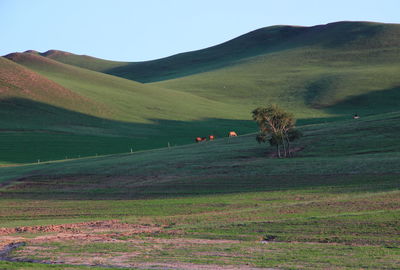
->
[195, 137, 207, 143]
[228, 131, 238, 137]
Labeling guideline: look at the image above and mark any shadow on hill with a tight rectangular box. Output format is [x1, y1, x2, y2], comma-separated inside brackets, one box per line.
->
[104, 22, 400, 83]
[1, 172, 398, 201]
[0, 98, 256, 164]
[104, 26, 308, 83]
[326, 86, 400, 116]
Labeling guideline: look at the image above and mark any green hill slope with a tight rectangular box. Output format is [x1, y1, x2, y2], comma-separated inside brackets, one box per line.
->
[151, 22, 400, 118]
[1, 54, 254, 164]
[39, 49, 126, 72]
[0, 57, 140, 164]
[2, 21, 400, 164]
[1, 110, 400, 196]
[0, 56, 105, 116]
[4, 52, 241, 123]
[40, 21, 400, 84]
[41, 21, 400, 118]
[154, 45, 400, 118]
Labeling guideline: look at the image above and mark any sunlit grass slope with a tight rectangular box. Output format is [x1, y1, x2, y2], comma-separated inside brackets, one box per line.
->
[152, 22, 400, 118]
[44, 21, 400, 88]
[39, 49, 126, 72]
[4, 52, 241, 123]
[0, 57, 104, 116]
[43, 21, 400, 119]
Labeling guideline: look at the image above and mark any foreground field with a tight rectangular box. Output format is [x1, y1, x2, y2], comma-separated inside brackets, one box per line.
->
[0, 112, 399, 269]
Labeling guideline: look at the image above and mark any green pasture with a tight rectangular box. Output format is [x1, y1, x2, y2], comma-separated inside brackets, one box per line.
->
[0, 21, 399, 268]
[0, 97, 256, 164]
[1, 22, 400, 165]
[0, 111, 399, 269]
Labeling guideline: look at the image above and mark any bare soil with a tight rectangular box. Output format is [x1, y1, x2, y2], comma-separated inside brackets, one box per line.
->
[0, 220, 274, 269]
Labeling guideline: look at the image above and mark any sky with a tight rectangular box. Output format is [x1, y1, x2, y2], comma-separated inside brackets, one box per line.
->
[1, 0, 399, 61]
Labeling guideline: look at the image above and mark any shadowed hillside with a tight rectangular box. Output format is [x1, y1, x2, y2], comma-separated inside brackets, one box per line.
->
[0, 98, 255, 164]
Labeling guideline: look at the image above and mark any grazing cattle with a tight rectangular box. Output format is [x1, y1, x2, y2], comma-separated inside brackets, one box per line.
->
[209, 135, 215, 141]
[353, 114, 360, 119]
[195, 137, 207, 143]
[228, 131, 238, 137]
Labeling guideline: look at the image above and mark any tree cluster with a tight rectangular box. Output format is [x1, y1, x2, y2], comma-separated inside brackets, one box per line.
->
[252, 104, 302, 158]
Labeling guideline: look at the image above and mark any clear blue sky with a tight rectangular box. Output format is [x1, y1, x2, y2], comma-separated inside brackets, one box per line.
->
[1, 0, 399, 61]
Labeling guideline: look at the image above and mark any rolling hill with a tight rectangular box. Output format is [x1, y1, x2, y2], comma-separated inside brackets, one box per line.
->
[4, 52, 240, 123]
[2, 21, 400, 164]
[0, 21, 400, 269]
[0, 53, 253, 164]
[38, 21, 400, 118]
[41, 21, 400, 83]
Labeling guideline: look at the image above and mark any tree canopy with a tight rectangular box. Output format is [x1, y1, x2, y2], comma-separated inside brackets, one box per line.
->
[252, 104, 301, 158]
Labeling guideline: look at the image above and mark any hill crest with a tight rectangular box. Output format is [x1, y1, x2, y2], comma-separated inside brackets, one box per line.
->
[18, 21, 398, 83]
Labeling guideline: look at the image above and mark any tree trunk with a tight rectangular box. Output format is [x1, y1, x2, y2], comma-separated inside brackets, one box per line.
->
[276, 145, 281, 158]
[285, 134, 291, 157]
[282, 137, 287, 157]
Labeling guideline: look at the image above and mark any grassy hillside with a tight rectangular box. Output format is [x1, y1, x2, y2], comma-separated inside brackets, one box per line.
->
[0, 57, 104, 116]
[154, 46, 400, 118]
[0, 57, 144, 164]
[0, 111, 399, 269]
[41, 21, 400, 119]
[1, 110, 399, 196]
[39, 49, 126, 72]
[41, 21, 400, 84]
[2, 21, 400, 165]
[4, 52, 243, 123]
[1, 54, 255, 164]
[151, 22, 400, 118]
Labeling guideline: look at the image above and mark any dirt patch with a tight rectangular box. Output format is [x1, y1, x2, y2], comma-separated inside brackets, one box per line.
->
[0, 220, 162, 236]
[133, 262, 274, 269]
[1, 220, 108, 235]
[0, 219, 276, 269]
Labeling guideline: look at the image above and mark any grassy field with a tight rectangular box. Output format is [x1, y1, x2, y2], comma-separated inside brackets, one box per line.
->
[0, 111, 399, 269]
[0, 22, 399, 268]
